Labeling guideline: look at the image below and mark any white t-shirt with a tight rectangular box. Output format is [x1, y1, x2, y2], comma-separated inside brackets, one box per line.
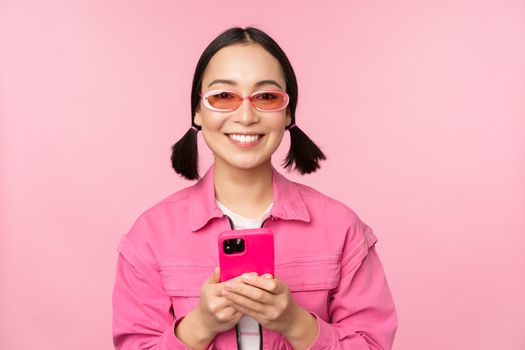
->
[215, 199, 273, 350]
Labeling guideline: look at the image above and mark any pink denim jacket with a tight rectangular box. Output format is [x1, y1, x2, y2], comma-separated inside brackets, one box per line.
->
[112, 164, 398, 349]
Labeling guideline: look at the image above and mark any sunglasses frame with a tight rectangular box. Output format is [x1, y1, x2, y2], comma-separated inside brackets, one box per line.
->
[199, 89, 290, 112]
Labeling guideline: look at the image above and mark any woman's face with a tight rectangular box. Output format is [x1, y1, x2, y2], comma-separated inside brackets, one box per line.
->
[194, 44, 292, 172]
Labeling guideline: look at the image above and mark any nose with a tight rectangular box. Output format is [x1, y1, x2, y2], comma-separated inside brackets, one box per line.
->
[234, 96, 260, 126]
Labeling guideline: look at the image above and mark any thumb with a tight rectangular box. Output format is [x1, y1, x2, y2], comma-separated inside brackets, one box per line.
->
[209, 265, 221, 283]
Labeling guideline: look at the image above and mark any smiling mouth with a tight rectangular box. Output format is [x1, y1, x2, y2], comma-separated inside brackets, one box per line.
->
[225, 133, 264, 143]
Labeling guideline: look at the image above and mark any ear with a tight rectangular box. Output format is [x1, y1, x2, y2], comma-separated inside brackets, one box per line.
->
[285, 111, 292, 127]
[194, 108, 202, 127]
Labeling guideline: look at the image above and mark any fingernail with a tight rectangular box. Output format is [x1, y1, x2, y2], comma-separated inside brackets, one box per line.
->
[224, 283, 234, 290]
[242, 273, 254, 281]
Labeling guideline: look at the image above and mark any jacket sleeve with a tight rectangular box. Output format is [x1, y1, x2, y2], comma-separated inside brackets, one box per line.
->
[112, 230, 216, 350]
[287, 218, 398, 350]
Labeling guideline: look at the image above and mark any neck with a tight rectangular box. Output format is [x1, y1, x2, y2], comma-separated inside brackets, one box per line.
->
[213, 158, 273, 218]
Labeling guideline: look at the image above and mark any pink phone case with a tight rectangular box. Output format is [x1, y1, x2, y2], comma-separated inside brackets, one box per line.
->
[218, 228, 274, 282]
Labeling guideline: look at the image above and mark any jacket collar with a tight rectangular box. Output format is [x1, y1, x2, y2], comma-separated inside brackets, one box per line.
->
[190, 163, 310, 232]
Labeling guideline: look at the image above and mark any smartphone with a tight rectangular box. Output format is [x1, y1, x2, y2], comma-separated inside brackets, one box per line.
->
[218, 227, 274, 282]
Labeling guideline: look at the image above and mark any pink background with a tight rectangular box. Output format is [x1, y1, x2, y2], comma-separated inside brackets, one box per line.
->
[1, 1, 524, 349]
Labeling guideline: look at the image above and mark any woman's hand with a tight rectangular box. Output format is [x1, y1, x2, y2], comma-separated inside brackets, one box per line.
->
[175, 266, 247, 349]
[194, 266, 246, 335]
[220, 272, 303, 335]
[221, 273, 320, 349]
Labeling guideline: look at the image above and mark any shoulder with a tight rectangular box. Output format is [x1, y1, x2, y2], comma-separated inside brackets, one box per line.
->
[116, 182, 200, 269]
[134, 184, 193, 225]
[118, 183, 195, 249]
[293, 180, 361, 223]
[290, 179, 378, 246]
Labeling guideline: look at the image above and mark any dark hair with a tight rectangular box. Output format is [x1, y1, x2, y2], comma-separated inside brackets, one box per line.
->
[171, 26, 326, 180]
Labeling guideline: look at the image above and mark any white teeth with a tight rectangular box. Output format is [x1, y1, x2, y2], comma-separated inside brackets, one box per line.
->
[228, 134, 261, 143]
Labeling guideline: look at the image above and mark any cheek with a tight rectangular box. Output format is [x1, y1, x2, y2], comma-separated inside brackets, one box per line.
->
[201, 130, 224, 153]
[268, 132, 286, 151]
[266, 112, 288, 128]
[200, 118, 229, 153]
[200, 115, 228, 139]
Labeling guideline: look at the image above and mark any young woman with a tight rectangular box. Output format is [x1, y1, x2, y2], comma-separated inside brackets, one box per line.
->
[112, 26, 398, 350]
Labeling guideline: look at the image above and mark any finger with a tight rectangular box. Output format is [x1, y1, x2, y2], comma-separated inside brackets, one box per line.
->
[214, 266, 221, 282]
[231, 309, 245, 323]
[235, 312, 244, 322]
[207, 295, 233, 313]
[226, 274, 249, 283]
[241, 273, 281, 294]
[216, 303, 243, 320]
[224, 281, 271, 304]
[208, 265, 220, 284]
[221, 288, 266, 313]
[209, 274, 246, 297]
[217, 274, 246, 291]
[225, 271, 257, 283]
[216, 267, 251, 284]
[227, 299, 264, 321]
[222, 299, 247, 321]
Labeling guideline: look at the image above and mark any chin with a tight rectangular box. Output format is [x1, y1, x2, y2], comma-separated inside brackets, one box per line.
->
[223, 157, 269, 171]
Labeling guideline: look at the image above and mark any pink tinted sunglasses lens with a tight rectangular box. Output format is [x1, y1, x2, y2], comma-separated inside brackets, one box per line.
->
[207, 91, 286, 110]
[206, 92, 239, 110]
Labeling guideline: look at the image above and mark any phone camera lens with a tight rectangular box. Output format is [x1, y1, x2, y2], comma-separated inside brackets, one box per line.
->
[223, 238, 245, 254]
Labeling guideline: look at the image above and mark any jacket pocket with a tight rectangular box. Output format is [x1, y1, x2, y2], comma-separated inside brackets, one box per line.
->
[276, 254, 341, 292]
[157, 261, 216, 297]
[275, 254, 341, 322]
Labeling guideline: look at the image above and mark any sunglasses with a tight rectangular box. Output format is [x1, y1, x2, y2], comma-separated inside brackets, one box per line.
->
[199, 89, 289, 112]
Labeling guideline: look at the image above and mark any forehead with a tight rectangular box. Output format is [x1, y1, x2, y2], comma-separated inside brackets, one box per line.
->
[202, 44, 286, 90]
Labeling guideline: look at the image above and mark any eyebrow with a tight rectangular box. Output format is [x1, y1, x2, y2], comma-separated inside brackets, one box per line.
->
[207, 79, 283, 89]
